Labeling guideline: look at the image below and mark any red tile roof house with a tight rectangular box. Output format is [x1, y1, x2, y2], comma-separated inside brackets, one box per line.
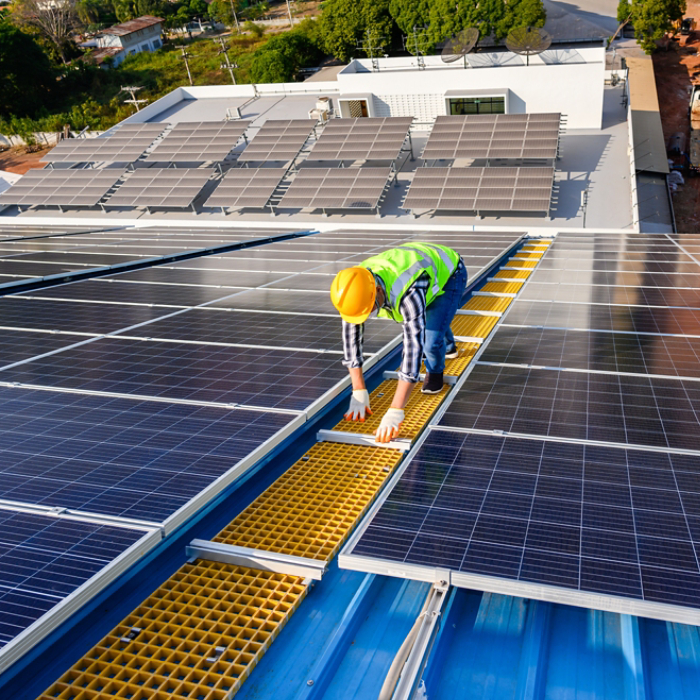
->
[95, 15, 165, 66]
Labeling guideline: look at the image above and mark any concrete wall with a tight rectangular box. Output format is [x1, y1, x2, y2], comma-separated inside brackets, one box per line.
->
[337, 50, 605, 129]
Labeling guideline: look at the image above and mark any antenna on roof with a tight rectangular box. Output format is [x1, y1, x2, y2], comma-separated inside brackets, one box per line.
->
[403, 25, 431, 70]
[441, 27, 479, 68]
[120, 86, 147, 112]
[357, 28, 386, 72]
[505, 26, 551, 66]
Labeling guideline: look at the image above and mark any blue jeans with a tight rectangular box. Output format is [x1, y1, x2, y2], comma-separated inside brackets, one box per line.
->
[424, 263, 468, 374]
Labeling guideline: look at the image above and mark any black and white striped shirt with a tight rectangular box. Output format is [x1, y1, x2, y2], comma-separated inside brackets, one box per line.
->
[342, 273, 430, 383]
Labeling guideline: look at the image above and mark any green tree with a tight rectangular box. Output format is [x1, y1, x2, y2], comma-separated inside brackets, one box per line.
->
[189, 0, 208, 17]
[0, 22, 56, 119]
[631, 0, 685, 52]
[617, 0, 632, 23]
[319, 0, 396, 63]
[250, 48, 290, 81]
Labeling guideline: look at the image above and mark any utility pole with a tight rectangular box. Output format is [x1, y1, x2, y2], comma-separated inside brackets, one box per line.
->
[285, 0, 293, 27]
[120, 85, 148, 112]
[178, 46, 194, 86]
[217, 37, 238, 85]
[358, 28, 385, 72]
[227, 0, 240, 33]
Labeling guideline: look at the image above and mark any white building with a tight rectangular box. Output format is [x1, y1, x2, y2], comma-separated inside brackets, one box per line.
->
[95, 15, 164, 66]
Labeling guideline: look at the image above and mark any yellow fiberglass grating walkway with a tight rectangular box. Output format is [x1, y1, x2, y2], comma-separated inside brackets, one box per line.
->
[493, 269, 532, 280]
[214, 442, 403, 561]
[461, 296, 512, 313]
[38, 561, 308, 700]
[451, 313, 499, 339]
[480, 281, 524, 294]
[332, 379, 448, 441]
[503, 259, 538, 269]
[420, 341, 480, 377]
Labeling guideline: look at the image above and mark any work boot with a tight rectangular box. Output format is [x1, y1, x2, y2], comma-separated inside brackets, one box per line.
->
[421, 372, 444, 394]
[445, 346, 459, 359]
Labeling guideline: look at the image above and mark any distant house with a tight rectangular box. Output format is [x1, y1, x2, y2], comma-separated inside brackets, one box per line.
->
[95, 16, 165, 66]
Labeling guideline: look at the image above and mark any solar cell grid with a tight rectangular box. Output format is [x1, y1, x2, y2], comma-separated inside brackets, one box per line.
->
[45, 124, 167, 163]
[106, 168, 214, 208]
[204, 167, 286, 209]
[344, 431, 700, 620]
[0, 386, 294, 522]
[520, 282, 700, 307]
[307, 118, 412, 162]
[280, 167, 391, 210]
[403, 167, 553, 213]
[0, 170, 125, 208]
[238, 119, 314, 162]
[0, 510, 148, 649]
[503, 299, 700, 335]
[438, 363, 700, 451]
[0, 337, 348, 411]
[116, 307, 399, 353]
[480, 326, 700, 379]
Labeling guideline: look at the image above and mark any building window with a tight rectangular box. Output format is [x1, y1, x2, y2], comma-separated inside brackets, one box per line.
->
[152, 39, 161, 49]
[448, 97, 505, 115]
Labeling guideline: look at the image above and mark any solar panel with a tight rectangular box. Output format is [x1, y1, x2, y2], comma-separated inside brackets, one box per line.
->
[342, 430, 700, 623]
[204, 167, 287, 209]
[105, 168, 214, 209]
[403, 167, 554, 213]
[480, 325, 700, 378]
[238, 120, 315, 162]
[422, 113, 561, 161]
[0, 386, 294, 522]
[0, 337, 349, 412]
[0, 509, 148, 650]
[44, 124, 167, 163]
[280, 167, 392, 210]
[0, 329, 87, 369]
[116, 307, 400, 354]
[306, 118, 413, 162]
[145, 121, 249, 162]
[0, 169, 125, 208]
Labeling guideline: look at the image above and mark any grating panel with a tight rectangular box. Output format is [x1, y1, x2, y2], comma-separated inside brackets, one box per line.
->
[493, 270, 532, 280]
[417, 341, 480, 377]
[481, 281, 524, 294]
[451, 314, 499, 339]
[38, 561, 307, 700]
[331, 379, 448, 441]
[214, 442, 403, 561]
[462, 296, 512, 313]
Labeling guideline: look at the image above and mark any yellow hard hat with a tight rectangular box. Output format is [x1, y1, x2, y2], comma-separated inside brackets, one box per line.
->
[330, 267, 377, 324]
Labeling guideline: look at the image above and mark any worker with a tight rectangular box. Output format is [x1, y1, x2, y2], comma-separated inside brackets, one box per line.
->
[330, 243, 467, 444]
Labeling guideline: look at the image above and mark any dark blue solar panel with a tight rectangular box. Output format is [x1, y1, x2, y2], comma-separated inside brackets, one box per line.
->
[0, 337, 348, 411]
[0, 386, 293, 522]
[0, 330, 86, 368]
[349, 431, 700, 611]
[0, 298, 176, 334]
[116, 307, 400, 354]
[0, 510, 146, 648]
[503, 299, 700, 335]
[437, 364, 700, 451]
[480, 327, 700, 378]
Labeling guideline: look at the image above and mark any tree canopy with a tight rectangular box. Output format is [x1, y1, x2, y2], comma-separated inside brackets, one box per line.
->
[0, 21, 56, 118]
[627, 0, 686, 53]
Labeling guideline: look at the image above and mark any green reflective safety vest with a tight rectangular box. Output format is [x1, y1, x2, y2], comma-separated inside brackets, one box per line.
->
[361, 243, 461, 323]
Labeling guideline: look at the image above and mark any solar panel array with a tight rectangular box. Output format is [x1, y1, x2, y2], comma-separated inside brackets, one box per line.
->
[204, 168, 287, 209]
[238, 119, 315, 162]
[145, 121, 249, 162]
[403, 167, 554, 213]
[0, 169, 125, 208]
[343, 232, 700, 624]
[423, 113, 561, 161]
[307, 117, 413, 161]
[44, 123, 166, 163]
[281, 167, 392, 210]
[105, 168, 214, 208]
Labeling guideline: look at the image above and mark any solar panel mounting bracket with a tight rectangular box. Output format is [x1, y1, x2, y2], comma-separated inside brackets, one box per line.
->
[316, 428, 412, 452]
[186, 539, 327, 580]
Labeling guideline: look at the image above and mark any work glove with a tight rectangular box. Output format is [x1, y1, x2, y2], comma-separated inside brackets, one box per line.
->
[345, 389, 372, 422]
[375, 408, 404, 443]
